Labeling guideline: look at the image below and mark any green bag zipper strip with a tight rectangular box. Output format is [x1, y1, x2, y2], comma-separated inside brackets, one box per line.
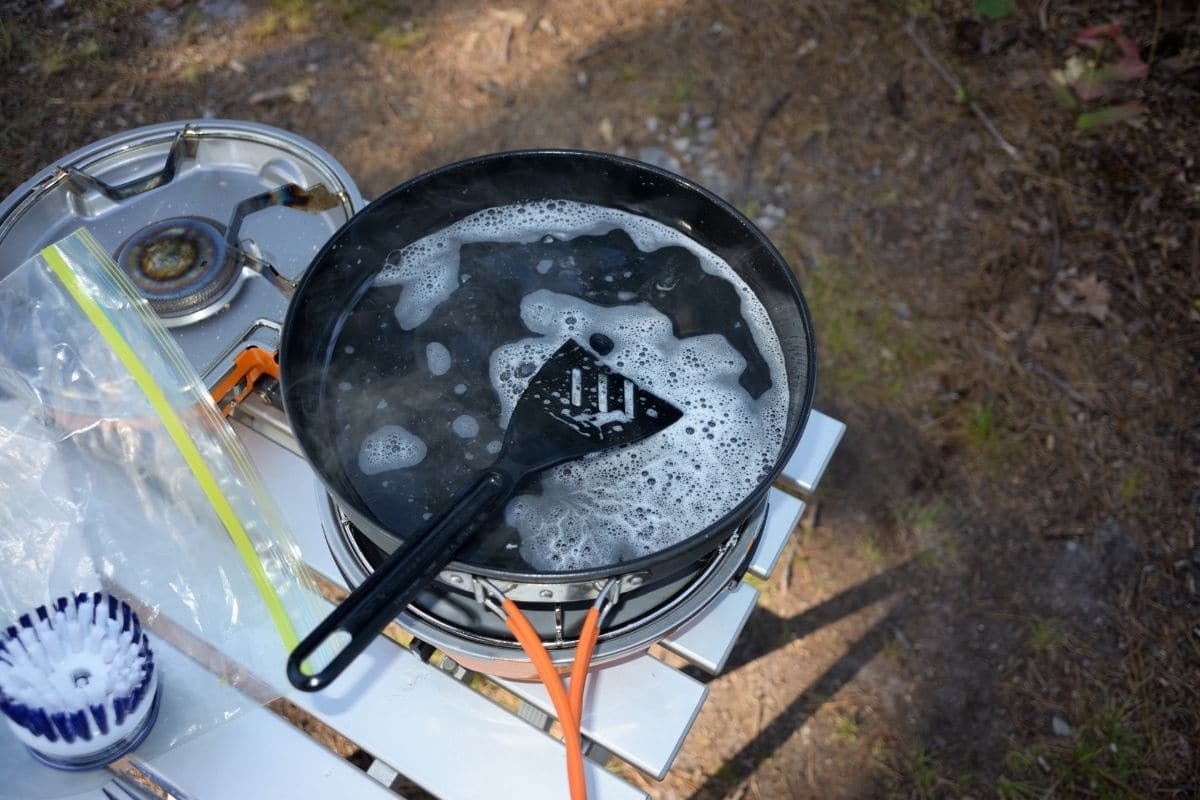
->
[41, 242, 300, 651]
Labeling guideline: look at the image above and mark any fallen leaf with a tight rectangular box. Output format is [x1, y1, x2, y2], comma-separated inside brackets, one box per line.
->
[1055, 274, 1112, 322]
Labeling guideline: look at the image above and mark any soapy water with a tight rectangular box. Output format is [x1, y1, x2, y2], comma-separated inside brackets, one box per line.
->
[338, 199, 789, 572]
[451, 414, 480, 438]
[358, 425, 427, 475]
[425, 341, 451, 376]
[494, 291, 785, 570]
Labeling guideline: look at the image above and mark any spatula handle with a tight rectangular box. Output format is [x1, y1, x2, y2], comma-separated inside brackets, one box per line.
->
[287, 468, 516, 691]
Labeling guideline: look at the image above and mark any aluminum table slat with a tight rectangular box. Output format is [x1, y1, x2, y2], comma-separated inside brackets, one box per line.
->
[148, 705, 399, 800]
[747, 489, 806, 580]
[494, 653, 709, 779]
[658, 582, 760, 674]
[777, 409, 846, 494]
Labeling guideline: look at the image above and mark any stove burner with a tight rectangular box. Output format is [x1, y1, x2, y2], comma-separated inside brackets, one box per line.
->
[116, 217, 238, 317]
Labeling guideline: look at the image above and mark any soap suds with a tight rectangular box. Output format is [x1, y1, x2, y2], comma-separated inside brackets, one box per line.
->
[368, 199, 790, 571]
[358, 425, 428, 475]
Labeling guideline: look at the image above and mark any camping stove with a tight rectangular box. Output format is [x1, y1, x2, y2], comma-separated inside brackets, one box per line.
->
[0, 120, 363, 389]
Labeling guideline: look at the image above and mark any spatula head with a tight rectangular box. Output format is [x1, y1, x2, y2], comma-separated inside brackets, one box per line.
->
[498, 338, 683, 474]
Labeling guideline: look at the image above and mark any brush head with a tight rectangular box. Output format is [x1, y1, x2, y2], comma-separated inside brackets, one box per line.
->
[0, 592, 159, 770]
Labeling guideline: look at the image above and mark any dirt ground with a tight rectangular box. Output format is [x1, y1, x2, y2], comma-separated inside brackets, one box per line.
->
[2, 1, 1197, 797]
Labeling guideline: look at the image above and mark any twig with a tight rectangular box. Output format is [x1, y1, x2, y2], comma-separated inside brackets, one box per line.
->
[500, 23, 514, 65]
[739, 90, 793, 204]
[1147, 0, 1163, 70]
[1027, 361, 1096, 409]
[571, 38, 618, 64]
[904, 23, 1021, 160]
[781, 540, 796, 594]
[1014, 210, 1062, 362]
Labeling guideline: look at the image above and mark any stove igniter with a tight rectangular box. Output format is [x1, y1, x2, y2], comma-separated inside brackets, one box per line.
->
[116, 216, 236, 319]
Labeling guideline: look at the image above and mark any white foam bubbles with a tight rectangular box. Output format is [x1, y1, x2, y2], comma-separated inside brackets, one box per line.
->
[376, 199, 782, 374]
[358, 425, 428, 475]
[493, 291, 787, 571]
[371, 199, 791, 572]
[426, 342, 451, 376]
[451, 414, 480, 438]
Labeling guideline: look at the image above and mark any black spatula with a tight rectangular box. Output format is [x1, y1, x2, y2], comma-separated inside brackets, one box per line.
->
[288, 338, 683, 691]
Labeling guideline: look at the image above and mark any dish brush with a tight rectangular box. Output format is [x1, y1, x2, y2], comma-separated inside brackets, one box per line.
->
[0, 592, 159, 770]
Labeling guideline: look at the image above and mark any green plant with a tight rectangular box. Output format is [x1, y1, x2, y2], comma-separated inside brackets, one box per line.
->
[858, 535, 885, 568]
[0, 15, 17, 64]
[894, 500, 944, 536]
[800, 258, 932, 400]
[966, 401, 997, 448]
[1116, 469, 1144, 502]
[1049, 22, 1147, 131]
[377, 26, 424, 50]
[973, 0, 1013, 19]
[907, 748, 940, 798]
[833, 715, 860, 744]
[1000, 700, 1142, 798]
[1029, 617, 1064, 653]
[671, 74, 693, 102]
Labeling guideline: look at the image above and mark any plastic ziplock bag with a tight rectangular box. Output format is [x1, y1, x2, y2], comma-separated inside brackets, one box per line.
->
[0, 229, 324, 797]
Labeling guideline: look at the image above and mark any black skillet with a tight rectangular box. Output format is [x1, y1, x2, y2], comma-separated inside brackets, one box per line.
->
[279, 150, 817, 689]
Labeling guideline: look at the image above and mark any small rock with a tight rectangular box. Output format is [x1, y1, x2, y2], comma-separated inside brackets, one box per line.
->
[671, 136, 691, 153]
[598, 118, 614, 145]
[710, 21, 724, 35]
[248, 81, 310, 105]
[646, 115, 659, 133]
[695, 115, 713, 131]
[576, 71, 588, 88]
[637, 147, 682, 174]
[1052, 715, 1073, 737]
[144, 9, 180, 43]
[202, 0, 247, 21]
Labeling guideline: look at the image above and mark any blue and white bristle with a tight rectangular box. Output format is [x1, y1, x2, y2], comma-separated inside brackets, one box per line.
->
[0, 592, 159, 770]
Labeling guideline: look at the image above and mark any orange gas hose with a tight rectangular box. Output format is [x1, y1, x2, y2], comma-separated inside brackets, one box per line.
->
[500, 597, 588, 800]
[569, 607, 601, 721]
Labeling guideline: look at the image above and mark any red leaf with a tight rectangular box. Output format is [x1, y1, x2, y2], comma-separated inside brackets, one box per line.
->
[1077, 22, 1120, 45]
[1072, 68, 1108, 101]
[1113, 32, 1141, 59]
[1112, 55, 1148, 81]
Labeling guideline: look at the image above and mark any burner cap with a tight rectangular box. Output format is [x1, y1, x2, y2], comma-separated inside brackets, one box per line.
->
[115, 217, 237, 317]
